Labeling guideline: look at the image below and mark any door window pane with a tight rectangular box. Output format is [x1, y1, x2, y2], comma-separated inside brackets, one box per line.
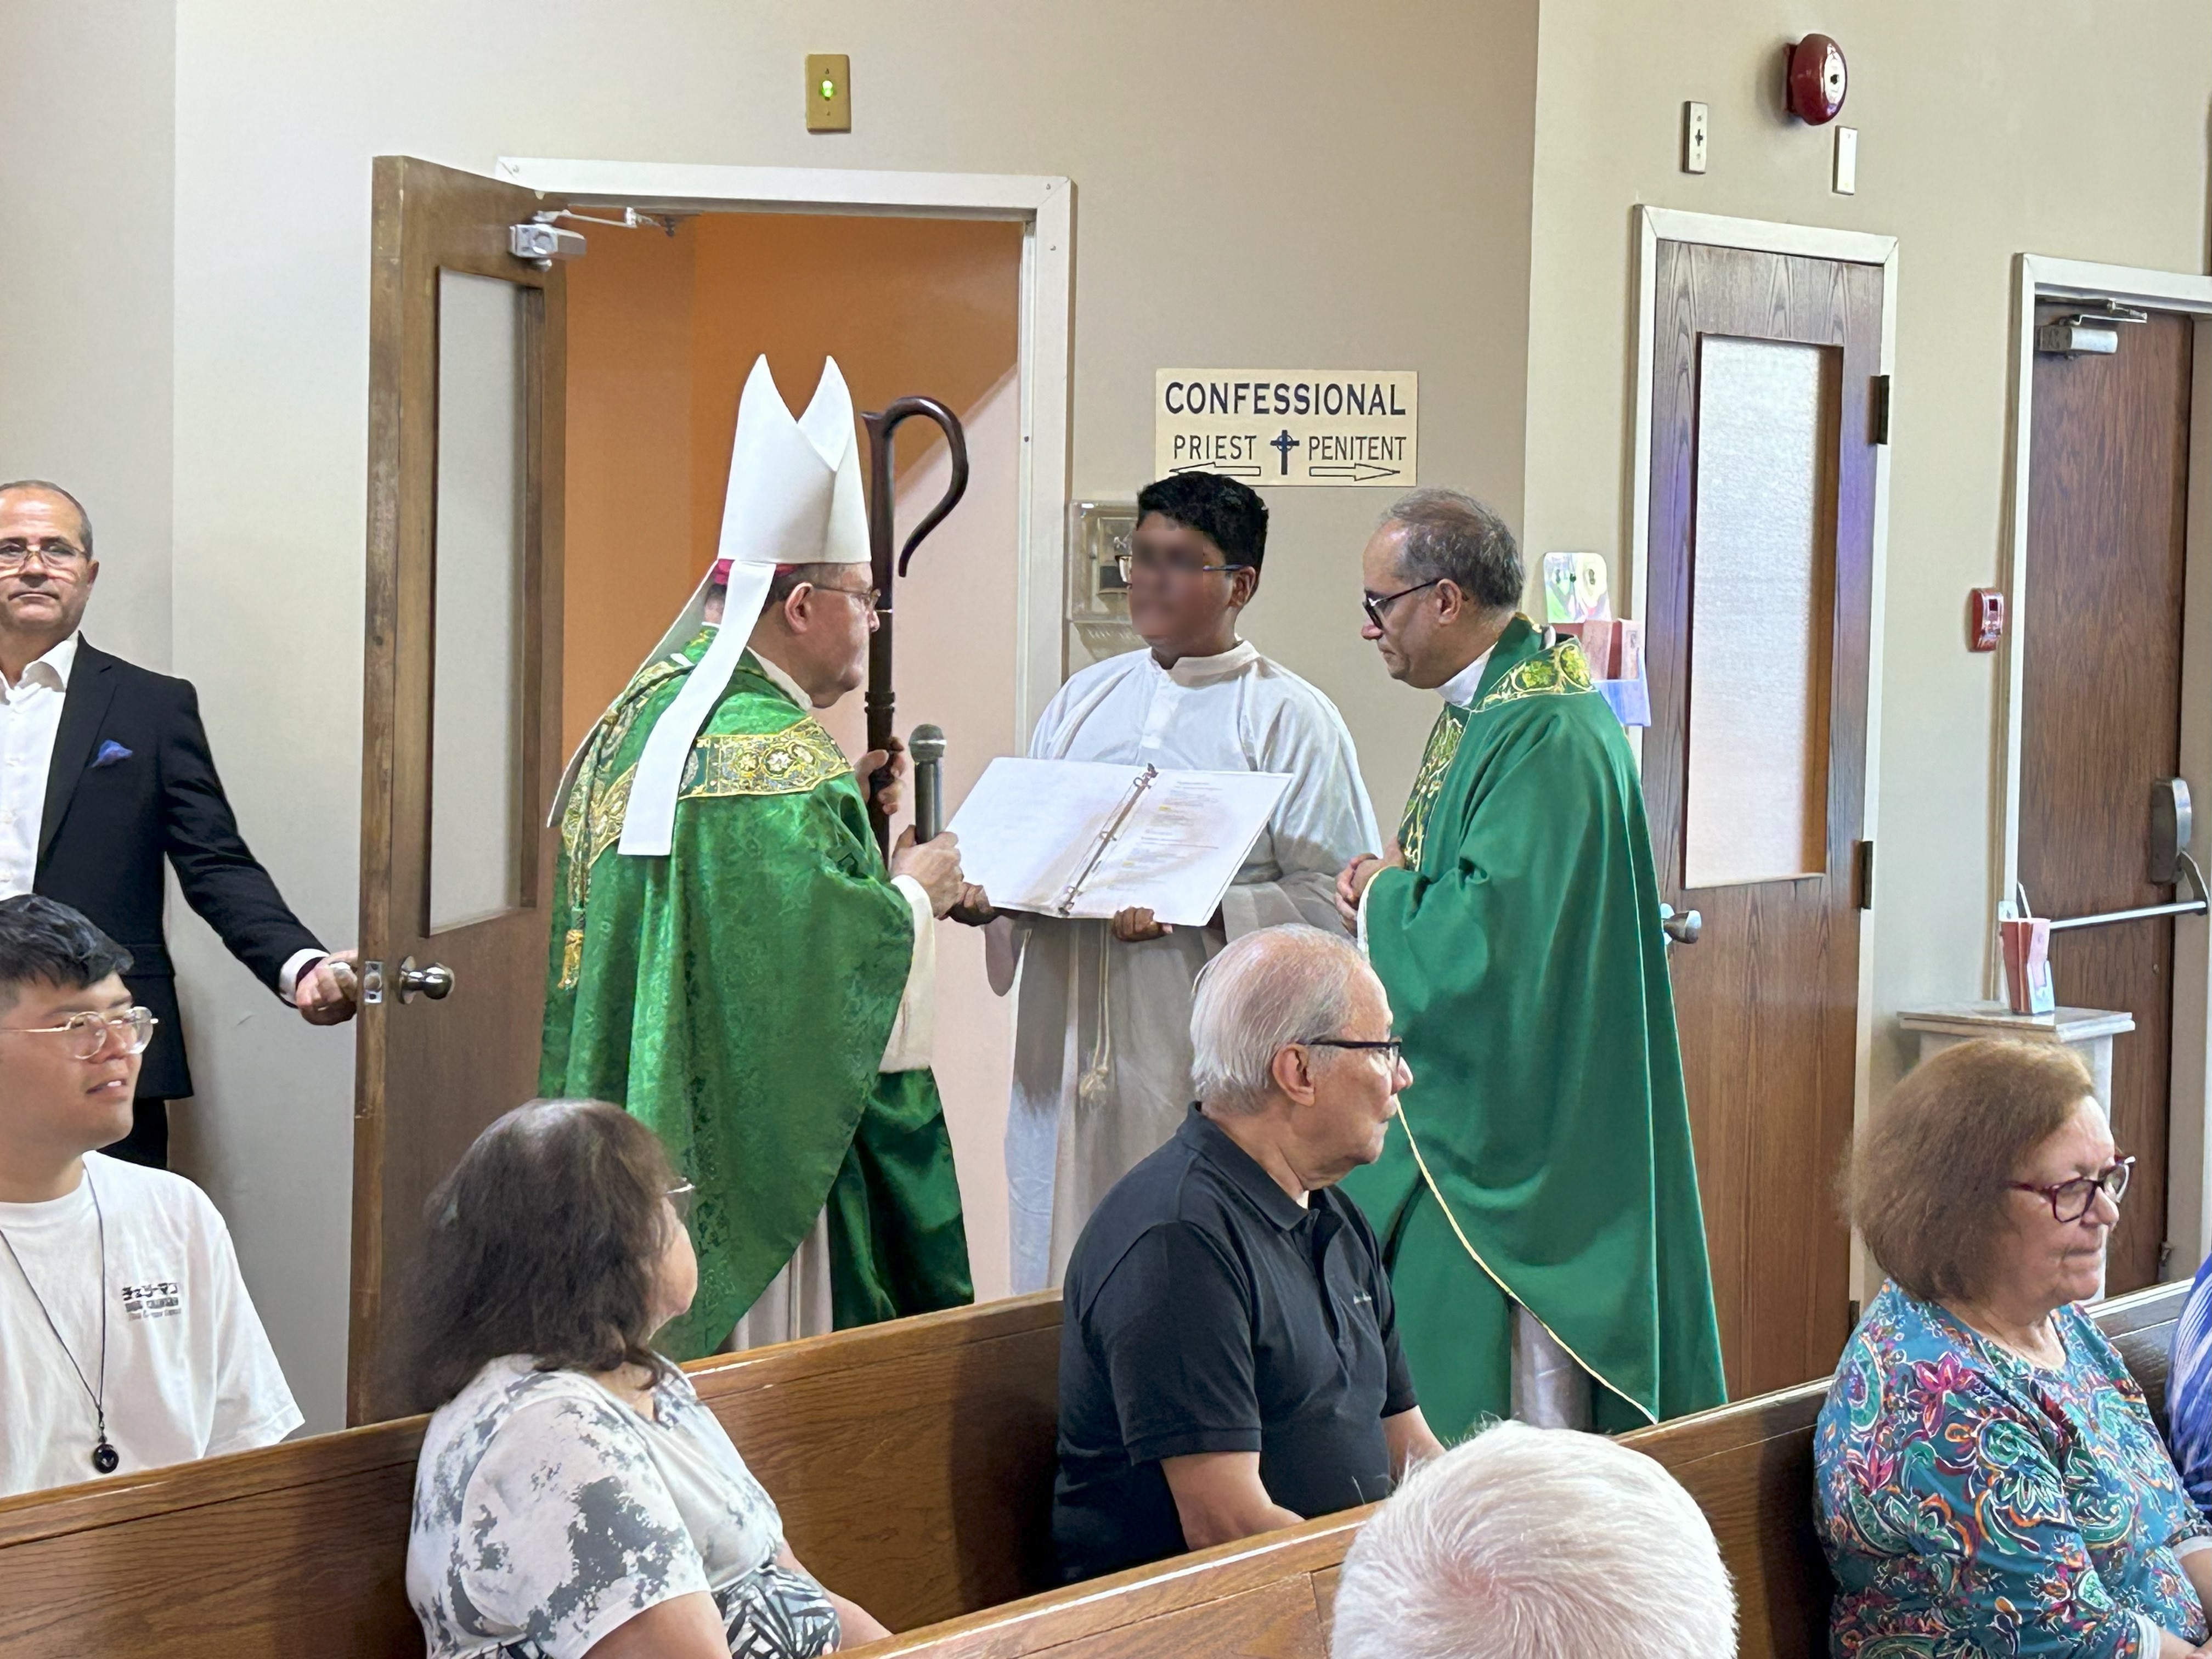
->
[1682, 335, 1837, 889]
[430, 269, 528, 930]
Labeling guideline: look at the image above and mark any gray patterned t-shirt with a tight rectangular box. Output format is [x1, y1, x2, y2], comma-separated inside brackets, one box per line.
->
[407, 1356, 837, 1659]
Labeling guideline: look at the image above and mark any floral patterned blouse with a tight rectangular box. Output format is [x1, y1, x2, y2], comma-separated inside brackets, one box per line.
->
[1817, 1283, 2212, 1658]
[408, 1356, 839, 1659]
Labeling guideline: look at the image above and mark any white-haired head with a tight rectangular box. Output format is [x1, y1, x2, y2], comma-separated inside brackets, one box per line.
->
[1331, 1421, 1736, 1659]
[1189, 925, 1374, 1114]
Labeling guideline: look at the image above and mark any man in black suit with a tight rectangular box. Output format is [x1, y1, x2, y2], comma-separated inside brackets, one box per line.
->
[0, 480, 358, 1167]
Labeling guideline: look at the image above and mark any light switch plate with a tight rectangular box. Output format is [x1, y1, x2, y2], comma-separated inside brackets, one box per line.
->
[806, 53, 851, 132]
[1683, 101, 1708, 174]
[1832, 125, 1858, 194]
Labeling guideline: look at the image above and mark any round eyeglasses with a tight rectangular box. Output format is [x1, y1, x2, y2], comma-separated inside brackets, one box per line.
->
[0, 1007, 159, 1060]
[666, 1181, 697, 1224]
[2009, 1155, 2134, 1223]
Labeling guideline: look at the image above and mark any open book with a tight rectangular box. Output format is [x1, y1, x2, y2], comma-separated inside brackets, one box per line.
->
[946, 757, 1293, 927]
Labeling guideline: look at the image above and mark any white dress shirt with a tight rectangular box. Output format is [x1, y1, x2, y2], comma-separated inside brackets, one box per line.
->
[0, 633, 321, 1002]
[0, 632, 77, 899]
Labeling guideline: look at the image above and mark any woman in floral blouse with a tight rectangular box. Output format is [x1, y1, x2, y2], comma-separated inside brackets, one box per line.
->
[403, 1099, 890, 1659]
[1818, 1039, 2212, 1658]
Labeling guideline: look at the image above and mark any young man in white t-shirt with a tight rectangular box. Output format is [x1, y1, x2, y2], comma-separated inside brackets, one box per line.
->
[0, 894, 301, 1497]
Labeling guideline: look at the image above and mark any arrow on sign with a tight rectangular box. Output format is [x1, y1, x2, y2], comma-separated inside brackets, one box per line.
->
[1172, 461, 1263, 477]
[1307, 463, 1401, 482]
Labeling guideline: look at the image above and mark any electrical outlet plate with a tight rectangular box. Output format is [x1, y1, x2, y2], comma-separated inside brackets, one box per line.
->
[1833, 125, 1858, 195]
[1683, 101, 1708, 174]
[806, 53, 851, 132]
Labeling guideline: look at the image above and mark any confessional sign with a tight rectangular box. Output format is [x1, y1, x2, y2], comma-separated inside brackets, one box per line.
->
[1154, 369, 1418, 487]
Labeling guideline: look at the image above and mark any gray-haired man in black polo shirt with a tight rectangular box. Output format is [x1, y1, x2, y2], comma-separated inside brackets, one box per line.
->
[1052, 924, 1444, 1582]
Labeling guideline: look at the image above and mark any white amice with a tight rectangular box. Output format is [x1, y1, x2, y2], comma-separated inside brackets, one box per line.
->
[995, 640, 1379, 1293]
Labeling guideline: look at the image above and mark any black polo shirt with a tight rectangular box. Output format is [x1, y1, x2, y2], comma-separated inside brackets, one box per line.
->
[1051, 1104, 1417, 1583]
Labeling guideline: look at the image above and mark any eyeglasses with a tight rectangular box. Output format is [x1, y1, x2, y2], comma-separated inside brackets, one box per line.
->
[1115, 551, 1249, 584]
[666, 1181, 697, 1224]
[1362, 579, 1443, 631]
[0, 1007, 158, 1059]
[1300, 1036, 1407, 1070]
[2009, 1156, 2134, 1223]
[816, 584, 881, 618]
[0, 539, 88, 575]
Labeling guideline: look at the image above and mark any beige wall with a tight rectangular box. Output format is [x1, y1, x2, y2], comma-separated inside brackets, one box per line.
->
[0, 0, 173, 669]
[1520, 1, 2212, 1106]
[157, 0, 1538, 1427]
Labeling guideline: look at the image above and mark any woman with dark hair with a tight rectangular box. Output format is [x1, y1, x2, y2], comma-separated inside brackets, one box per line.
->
[403, 1099, 888, 1659]
[1817, 1040, 2211, 1657]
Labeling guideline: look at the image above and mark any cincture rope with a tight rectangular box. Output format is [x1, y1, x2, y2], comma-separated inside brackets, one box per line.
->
[1392, 1108, 1655, 1426]
[1077, 924, 1114, 1113]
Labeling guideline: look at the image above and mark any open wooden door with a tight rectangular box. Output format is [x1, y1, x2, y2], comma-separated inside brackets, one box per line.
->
[349, 157, 568, 1422]
[1641, 239, 1883, 1398]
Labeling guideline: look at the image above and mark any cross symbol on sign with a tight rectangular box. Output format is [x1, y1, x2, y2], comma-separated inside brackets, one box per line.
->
[1271, 429, 1298, 476]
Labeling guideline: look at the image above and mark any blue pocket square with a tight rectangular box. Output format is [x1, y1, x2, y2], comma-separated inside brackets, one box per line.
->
[92, 741, 133, 769]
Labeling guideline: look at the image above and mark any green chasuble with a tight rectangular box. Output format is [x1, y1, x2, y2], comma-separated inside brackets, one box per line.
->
[541, 632, 972, 1359]
[1340, 616, 1724, 1437]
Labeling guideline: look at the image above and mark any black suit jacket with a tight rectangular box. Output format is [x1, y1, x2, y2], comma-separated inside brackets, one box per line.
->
[33, 640, 324, 1099]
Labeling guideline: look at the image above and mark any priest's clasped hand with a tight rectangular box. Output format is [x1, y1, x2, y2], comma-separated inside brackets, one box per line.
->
[1334, 844, 1406, 928]
[890, 826, 966, 918]
[857, 735, 908, 819]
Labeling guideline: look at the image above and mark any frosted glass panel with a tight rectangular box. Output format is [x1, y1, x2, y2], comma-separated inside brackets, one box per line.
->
[430, 270, 527, 931]
[1683, 336, 1835, 889]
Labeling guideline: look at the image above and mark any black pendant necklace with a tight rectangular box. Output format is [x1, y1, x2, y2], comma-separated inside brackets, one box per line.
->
[0, 1169, 117, 1473]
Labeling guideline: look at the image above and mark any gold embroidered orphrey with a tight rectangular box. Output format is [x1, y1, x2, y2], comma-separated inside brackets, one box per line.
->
[1397, 704, 1469, 870]
[1396, 635, 1597, 870]
[558, 699, 851, 989]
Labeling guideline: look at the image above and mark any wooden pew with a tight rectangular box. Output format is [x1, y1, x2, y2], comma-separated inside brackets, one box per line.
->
[854, 1279, 2196, 1659]
[0, 1290, 1064, 1658]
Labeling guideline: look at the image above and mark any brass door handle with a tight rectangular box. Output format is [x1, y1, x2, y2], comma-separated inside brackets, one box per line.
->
[1661, 906, 1703, 946]
[397, 957, 455, 1003]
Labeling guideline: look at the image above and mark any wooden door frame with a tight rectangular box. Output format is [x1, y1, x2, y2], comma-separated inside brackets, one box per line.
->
[496, 157, 1073, 743]
[1997, 255, 2212, 1278]
[1627, 208, 1899, 1310]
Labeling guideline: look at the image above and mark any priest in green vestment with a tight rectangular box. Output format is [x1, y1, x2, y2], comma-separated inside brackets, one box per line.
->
[1335, 488, 1724, 1437]
[542, 355, 973, 1360]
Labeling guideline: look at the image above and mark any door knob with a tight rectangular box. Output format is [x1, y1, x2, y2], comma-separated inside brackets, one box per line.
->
[1660, 906, 1703, 946]
[396, 957, 455, 1003]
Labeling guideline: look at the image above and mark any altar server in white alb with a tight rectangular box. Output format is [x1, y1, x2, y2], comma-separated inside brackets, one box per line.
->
[988, 472, 1379, 1292]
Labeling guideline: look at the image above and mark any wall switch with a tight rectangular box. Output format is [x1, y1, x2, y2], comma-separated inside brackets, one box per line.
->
[1832, 125, 1858, 194]
[1683, 101, 1708, 174]
[806, 53, 851, 132]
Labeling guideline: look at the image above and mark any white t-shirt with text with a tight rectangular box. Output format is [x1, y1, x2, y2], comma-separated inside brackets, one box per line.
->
[0, 1152, 302, 1497]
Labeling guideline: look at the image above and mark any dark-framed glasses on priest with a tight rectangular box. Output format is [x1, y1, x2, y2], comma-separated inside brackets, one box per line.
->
[1361, 579, 1443, 631]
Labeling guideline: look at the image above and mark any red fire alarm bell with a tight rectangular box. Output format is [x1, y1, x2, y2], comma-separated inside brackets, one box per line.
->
[1786, 35, 1849, 125]
[1968, 588, 2006, 652]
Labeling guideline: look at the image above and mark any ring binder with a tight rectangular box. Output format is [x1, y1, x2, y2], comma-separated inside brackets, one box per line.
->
[1054, 765, 1160, 916]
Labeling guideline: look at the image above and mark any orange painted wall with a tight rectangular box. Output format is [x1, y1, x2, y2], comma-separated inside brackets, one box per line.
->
[563, 212, 1022, 753]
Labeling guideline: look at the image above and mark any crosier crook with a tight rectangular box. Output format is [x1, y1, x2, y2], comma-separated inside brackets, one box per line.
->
[861, 398, 970, 861]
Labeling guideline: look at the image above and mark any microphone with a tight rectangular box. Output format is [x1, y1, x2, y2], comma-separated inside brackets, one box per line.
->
[910, 724, 946, 843]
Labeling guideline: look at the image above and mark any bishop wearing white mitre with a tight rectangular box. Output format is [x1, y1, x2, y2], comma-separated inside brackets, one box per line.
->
[989, 472, 1378, 1293]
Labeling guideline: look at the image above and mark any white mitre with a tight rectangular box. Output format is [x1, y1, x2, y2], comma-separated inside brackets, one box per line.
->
[548, 354, 870, 856]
